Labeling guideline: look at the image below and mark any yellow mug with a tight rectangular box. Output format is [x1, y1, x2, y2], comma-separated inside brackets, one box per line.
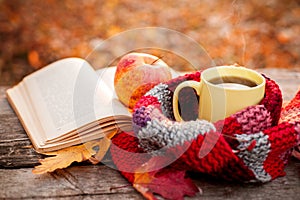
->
[173, 66, 266, 122]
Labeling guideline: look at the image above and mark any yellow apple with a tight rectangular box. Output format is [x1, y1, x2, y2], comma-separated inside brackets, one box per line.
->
[114, 52, 172, 109]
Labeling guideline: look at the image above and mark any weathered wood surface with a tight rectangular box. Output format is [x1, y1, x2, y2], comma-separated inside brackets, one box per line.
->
[0, 68, 300, 199]
[0, 161, 299, 199]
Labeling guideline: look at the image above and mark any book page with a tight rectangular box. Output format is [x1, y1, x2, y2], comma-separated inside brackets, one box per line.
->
[23, 58, 101, 140]
[23, 58, 130, 141]
[94, 67, 131, 119]
[6, 82, 47, 148]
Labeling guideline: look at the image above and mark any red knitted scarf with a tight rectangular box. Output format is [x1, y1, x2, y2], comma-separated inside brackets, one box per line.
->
[110, 71, 300, 184]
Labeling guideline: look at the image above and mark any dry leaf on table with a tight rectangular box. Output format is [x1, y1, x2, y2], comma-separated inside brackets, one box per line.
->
[133, 156, 200, 200]
[32, 129, 118, 174]
[89, 131, 116, 164]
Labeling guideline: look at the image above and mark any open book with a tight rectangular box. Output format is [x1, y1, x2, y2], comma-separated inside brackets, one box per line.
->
[6, 58, 132, 153]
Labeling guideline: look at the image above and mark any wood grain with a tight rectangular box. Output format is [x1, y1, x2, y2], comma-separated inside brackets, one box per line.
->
[0, 165, 139, 199]
[0, 68, 300, 199]
[0, 160, 299, 199]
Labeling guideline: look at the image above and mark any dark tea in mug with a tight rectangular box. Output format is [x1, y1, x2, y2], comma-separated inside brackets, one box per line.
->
[208, 76, 258, 89]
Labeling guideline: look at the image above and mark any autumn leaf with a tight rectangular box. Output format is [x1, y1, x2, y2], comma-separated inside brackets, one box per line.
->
[89, 130, 116, 164]
[32, 130, 118, 174]
[134, 169, 199, 200]
[292, 146, 300, 160]
[32, 140, 97, 174]
[133, 157, 200, 200]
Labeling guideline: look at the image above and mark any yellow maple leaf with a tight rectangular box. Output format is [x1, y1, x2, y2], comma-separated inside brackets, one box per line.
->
[132, 159, 156, 200]
[88, 137, 111, 164]
[32, 129, 118, 174]
[89, 129, 118, 164]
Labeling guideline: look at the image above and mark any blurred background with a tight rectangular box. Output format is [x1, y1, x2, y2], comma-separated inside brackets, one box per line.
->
[0, 0, 299, 85]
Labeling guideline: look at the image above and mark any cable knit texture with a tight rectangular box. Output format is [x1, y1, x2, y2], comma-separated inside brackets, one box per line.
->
[110, 70, 300, 184]
[280, 90, 300, 159]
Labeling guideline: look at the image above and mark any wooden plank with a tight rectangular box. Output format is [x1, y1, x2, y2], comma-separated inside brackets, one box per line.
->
[191, 158, 300, 200]
[0, 87, 42, 167]
[0, 160, 299, 199]
[257, 68, 300, 101]
[0, 87, 13, 114]
[0, 137, 42, 167]
[0, 165, 140, 199]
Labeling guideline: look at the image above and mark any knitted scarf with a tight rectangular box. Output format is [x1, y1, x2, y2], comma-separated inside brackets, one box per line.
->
[110, 71, 300, 183]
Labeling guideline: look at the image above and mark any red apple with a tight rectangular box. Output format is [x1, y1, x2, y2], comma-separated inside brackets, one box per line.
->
[114, 52, 172, 109]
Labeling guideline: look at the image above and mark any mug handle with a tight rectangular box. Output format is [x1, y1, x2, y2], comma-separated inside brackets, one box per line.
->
[173, 80, 202, 121]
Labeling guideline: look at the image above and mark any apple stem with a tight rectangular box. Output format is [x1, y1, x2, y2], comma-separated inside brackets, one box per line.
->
[151, 55, 164, 65]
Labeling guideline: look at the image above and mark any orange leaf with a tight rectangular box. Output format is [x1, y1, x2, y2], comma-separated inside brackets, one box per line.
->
[32, 140, 98, 174]
[89, 129, 119, 164]
[133, 157, 200, 200]
[292, 146, 300, 160]
[133, 183, 157, 200]
[32, 129, 118, 174]
[88, 137, 111, 164]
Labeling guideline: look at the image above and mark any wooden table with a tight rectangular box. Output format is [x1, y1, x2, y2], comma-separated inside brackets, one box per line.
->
[1, 68, 300, 199]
